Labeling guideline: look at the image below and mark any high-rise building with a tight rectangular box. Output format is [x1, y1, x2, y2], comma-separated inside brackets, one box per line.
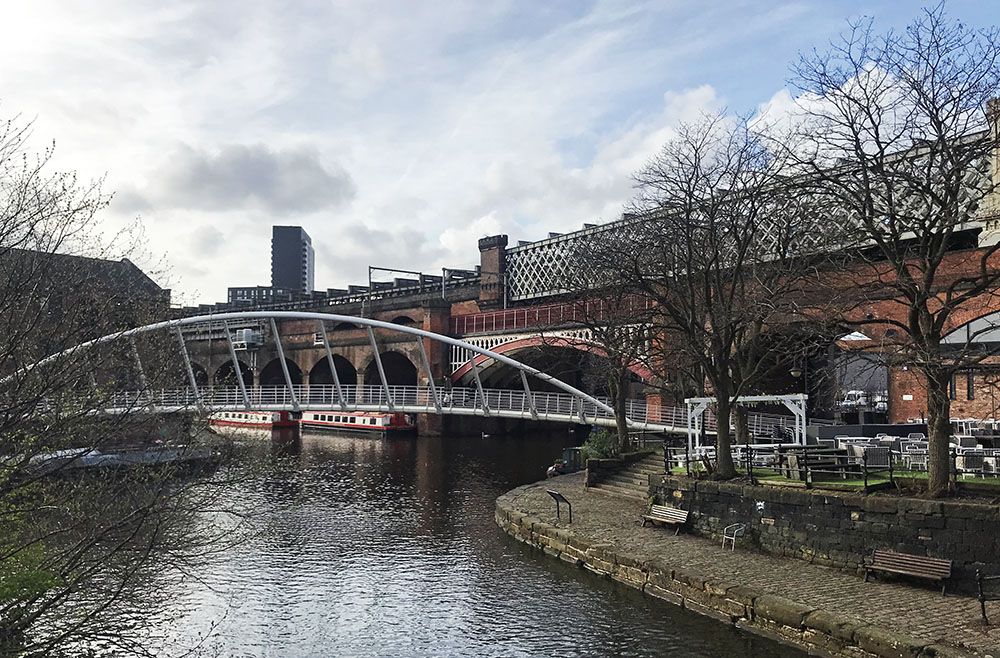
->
[271, 226, 314, 293]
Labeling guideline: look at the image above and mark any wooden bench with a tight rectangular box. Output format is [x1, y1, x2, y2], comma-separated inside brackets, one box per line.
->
[863, 549, 952, 595]
[641, 504, 689, 534]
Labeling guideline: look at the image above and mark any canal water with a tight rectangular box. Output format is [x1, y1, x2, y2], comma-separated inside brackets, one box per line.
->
[155, 429, 803, 657]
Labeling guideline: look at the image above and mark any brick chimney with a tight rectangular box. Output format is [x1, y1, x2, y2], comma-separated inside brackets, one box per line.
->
[478, 234, 508, 309]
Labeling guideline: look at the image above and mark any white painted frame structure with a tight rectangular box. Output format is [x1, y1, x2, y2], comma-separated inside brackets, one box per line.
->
[685, 394, 809, 455]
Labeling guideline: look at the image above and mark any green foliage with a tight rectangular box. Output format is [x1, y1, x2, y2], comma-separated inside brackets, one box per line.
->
[0, 543, 58, 604]
[580, 428, 618, 462]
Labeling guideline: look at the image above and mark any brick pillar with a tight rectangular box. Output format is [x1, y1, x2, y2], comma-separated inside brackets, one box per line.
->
[420, 299, 452, 384]
[478, 234, 508, 309]
[979, 98, 1000, 246]
[645, 389, 665, 424]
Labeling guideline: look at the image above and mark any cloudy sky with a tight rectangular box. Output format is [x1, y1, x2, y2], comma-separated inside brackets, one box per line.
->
[2, 1, 998, 304]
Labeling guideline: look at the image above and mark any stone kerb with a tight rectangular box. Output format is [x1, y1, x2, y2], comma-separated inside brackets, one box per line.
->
[655, 475, 1000, 588]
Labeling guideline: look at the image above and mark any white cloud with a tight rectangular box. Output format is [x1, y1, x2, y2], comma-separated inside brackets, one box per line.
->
[0, 0, 828, 304]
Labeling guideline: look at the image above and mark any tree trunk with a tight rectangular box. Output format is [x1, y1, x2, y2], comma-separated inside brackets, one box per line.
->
[613, 371, 630, 454]
[714, 397, 737, 479]
[925, 369, 953, 497]
[733, 405, 749, 446]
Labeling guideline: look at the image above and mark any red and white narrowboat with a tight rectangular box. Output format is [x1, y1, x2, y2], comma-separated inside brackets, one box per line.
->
[208, 410, 297, 430]
[300, 411, 416, 435]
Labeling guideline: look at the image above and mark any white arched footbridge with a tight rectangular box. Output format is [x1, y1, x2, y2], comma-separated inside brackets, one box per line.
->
[16, 311, 801, 436]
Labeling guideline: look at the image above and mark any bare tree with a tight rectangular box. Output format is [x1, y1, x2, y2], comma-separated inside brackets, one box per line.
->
[788, 6, 1000, 496]
[547, 243, 655, 453]
[617, 113, 828, 478]
[0, 114, 245, 655]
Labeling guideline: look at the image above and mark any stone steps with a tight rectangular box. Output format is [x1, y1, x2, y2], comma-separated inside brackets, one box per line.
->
[590, 454, 665, 500]
[590, 481, 647, 500]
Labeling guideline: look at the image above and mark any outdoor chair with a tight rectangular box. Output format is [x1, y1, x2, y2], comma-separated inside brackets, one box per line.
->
[959, 453, 985, 478]
[863, 446, 891, 469]
[721, 523, 746, 551]
[904, 452, 928, 471]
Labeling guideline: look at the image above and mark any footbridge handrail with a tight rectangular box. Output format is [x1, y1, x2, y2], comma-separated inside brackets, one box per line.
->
[72, 384, 808, 436]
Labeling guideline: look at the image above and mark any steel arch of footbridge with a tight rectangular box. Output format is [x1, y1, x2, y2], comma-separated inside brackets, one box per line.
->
[14, 310, 658, 430]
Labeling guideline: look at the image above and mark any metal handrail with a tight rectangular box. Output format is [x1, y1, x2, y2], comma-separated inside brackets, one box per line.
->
[76, 383, 810, 437]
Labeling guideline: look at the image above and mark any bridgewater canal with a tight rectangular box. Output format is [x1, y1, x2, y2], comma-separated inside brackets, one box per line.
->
[156, 430, 803, 657]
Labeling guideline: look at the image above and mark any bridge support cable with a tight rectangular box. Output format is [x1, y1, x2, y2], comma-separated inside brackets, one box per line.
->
[366, 327, 393, 411]
[173, 327, 202, 409]
[416, 338, 441, 413]
[84, 353, 99, 394]
[223, 321, 251, 410]
[519, 370, 538, 420]
[316, 321, 346, 410]
[470, 358, 490, 415]
[269, 319, 299, 411]
[128, 337, 151, 409]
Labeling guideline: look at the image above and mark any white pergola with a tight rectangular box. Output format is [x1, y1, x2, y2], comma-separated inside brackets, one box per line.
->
[685, 394, 809, 455]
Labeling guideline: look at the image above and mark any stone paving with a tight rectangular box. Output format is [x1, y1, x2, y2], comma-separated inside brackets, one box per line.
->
[506, 472, 1000, 657]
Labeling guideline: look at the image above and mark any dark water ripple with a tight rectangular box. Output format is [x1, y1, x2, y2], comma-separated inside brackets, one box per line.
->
[149, 431, 802, 657]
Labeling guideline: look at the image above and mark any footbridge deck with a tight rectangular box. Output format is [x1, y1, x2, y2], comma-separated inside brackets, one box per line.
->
[98, 384, 801, 436]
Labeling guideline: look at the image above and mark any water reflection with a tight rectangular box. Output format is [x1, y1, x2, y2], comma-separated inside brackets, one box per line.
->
[153, 428, 802, 657]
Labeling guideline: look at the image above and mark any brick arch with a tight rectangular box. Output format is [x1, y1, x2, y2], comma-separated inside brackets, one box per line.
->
[941, 308, 1000, 344]
[360, 349, 419, 386]
[386, 313, 422, 327]
[450, 335, 652, 384]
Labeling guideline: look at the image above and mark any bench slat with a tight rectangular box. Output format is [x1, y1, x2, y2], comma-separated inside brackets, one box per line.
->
[643, 505, 689, 526]
[868, 550, 952, 581]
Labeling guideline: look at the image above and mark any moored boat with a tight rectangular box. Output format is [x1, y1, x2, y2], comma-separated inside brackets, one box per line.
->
[300, 410, 416, 435]
[208, 410, 297, 430]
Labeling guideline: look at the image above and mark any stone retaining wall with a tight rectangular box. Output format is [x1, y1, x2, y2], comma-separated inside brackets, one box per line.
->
[496, 486, 976, 658]
[653, 476, 1000, 589]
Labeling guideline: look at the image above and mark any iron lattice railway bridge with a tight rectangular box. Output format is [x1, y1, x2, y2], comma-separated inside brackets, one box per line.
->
[18, 311, 802, 436]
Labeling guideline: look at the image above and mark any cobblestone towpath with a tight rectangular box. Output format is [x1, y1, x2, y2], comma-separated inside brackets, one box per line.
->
[497, 472, 1000, 658]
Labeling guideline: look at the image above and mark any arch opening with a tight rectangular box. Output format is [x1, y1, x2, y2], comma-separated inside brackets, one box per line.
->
[364, 351, 417, 387]
[390, 315, 419, 327]
[187, 362, 209, 387]
[259, 358, 303, 387]
[331, 322, 358, 332]
[309, 354, 358, 386]
[214, 360, 253, 387]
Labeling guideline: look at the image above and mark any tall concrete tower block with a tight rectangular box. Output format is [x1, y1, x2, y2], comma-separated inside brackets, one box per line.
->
[271, 226, 315, 293]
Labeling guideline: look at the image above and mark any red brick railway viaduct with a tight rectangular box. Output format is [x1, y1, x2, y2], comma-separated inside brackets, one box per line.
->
[182, 229, 1000, 427]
